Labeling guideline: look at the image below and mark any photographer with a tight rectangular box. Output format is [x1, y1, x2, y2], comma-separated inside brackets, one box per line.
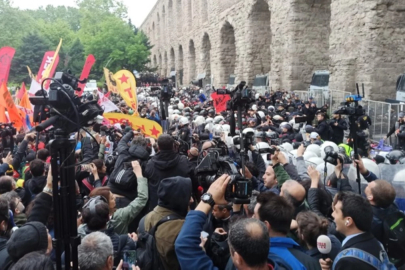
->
[329, 114, 348, 145]
[384, 111, 405, 149]
[314, 112, 331, 141]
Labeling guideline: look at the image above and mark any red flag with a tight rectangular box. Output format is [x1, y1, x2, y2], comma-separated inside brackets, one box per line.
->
[37, 51, 60, 88]
[16, 82, 26, 100]
[0, 105, 6, 123]
[77, 55, 96, 97]
[0, 47, 16, 86]
[0, 83, 23, 128]
[211, 92, 231, 113]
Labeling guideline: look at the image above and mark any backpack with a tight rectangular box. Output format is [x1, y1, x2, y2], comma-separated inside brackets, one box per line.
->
[109, 159, 137, 191]
[381, 210, 405, 267]
[332, 242, 396, 270]
[136, 214, 181, 270]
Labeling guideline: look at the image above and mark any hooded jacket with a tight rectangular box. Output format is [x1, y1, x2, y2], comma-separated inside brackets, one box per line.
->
[108, 131, 150, 200]
[143, 177, 192, 270]
[144, 150, 190, 212]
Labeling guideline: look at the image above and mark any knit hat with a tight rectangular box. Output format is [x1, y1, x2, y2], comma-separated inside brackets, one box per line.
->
[7, 221, 49, 261]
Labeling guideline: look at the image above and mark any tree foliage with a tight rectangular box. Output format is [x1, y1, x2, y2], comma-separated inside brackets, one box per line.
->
[2, 0, 151, 84]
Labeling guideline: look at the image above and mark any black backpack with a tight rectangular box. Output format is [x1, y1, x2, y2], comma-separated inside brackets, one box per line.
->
[109, 160, 137, 191]
[136, 214, 181, 270]
[381, 209, 405, 267]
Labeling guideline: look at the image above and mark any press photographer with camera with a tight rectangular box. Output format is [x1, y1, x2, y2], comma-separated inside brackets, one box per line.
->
[384, 111, 405, 150]
[314, 112, 332, 141]
[329, 114, 348, 145]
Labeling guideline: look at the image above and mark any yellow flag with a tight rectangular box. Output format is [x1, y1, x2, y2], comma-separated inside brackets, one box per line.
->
[104, 68, 118, 94]
[113, 70, 138, 115]
[103, 113, 162, 139]
[41, 39, 62, 80]
[26, 66, 36, 81]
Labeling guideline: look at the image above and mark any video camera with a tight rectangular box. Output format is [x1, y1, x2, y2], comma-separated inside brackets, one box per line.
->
[149, 79, 174, 102]
[217, 81, 254, 111]
[195, 148, 252, 204]
[323, 146, 344, 166]
[29, 71, 104, 134]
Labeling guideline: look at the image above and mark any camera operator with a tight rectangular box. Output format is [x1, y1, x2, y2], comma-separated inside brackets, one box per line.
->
[314, 112, 332, 141]
[302, 101, 317, 124]
[384, 111, 405, 149]
[329, 114, 348, 145]
[144, 134, 190, 212]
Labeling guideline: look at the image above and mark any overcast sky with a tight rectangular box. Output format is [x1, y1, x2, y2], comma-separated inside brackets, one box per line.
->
[11, 0, 158, 27]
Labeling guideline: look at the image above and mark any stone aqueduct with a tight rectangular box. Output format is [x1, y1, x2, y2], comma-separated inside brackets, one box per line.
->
[140, 0, 405, 100]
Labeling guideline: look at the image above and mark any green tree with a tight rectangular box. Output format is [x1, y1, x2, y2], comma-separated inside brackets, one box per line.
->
[9, 33, 50, 84]
[66, 38, 85, 75]
[29, 5, 81, 32]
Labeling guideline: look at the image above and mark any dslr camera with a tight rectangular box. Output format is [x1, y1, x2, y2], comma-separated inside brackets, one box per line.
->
[323, 146, 344, 166]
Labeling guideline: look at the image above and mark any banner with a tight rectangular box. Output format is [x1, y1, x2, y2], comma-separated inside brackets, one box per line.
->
[211, 92, 231, 113]
[77, 54, 96, 97]
[16, 82, 26, 100]
[41, 39, 62, 87]
[26, 66, 35, 80]
[98, 91, 119, 113]
[28, 78, 42, 96]
[0, 47, 16, 86]
[104, 68, 118, 94]
[36, 51, 59, 85]
[0, 83, 23, 128]
[113, 70, 138, 115]
[0, 105, 6, 123]
[103, 113, 162, 139]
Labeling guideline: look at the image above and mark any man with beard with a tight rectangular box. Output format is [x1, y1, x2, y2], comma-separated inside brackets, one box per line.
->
[384, 111, 405, 149]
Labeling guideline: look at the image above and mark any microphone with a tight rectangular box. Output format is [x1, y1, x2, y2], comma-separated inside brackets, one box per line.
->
[317, 235, 332, 260]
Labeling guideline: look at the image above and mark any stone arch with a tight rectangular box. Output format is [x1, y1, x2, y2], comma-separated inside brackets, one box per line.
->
[164, 51, 168, 77]
[170, 47, 175, 71]
[201, 33, 211, 82]
[176, 0, 182, 33]
[153, 55, 157, 67]
[152, 22, 155, 42]
[219, 21, 236, 85]
[157, 13, 160, 42]
[159, 53, 163, 75]
[201, 0, 208, 23]
[162, 5, 166, 36]
[247, 0, 271, 82]
[168, 0, 173, 29]
[178, 45, 184, 85]
[188, 40, 196, 82]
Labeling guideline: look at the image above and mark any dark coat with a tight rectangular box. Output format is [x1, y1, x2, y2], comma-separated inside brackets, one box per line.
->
[330, 118, 348, 145]
[334, 232, 385, 270]
[315, 120, 330, 141]
[144, 150, 190, 212]
[0, 237, 12, 270]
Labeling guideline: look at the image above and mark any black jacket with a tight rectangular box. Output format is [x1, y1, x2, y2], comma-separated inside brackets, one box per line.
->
[0, 237, 11, 270]
[334, 232, 385, 270]
[81, 137, 99, 162]
[371, 204, 398, 247]
[27, 192, 52, 225]
[108, 131, 150, 200]
[315, 120, 330, 141]
[144, 150, 190, 212]
[330, 118, 348, 145]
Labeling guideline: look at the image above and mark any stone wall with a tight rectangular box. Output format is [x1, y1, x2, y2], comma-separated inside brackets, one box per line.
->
[140, 0, 405, 100]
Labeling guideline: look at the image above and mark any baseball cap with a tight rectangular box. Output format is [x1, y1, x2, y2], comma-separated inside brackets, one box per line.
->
[310, 132, 319, 139]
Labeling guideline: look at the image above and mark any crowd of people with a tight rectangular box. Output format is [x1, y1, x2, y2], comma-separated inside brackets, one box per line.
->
[0, 82, 404, 270]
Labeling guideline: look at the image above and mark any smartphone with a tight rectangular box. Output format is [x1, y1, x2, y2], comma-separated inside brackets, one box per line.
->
[201, 231, 209, 239]
[122, 250, 137, 269]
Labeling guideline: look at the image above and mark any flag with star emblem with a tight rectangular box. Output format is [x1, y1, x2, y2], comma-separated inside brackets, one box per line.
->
[103, 112, 162, 139]
[113, 70, 138, 116]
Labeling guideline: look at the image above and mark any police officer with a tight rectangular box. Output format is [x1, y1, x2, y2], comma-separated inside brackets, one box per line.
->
[384, 112, 405, 149]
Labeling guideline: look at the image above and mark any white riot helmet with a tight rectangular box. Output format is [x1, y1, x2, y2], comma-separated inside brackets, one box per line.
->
[255, 93, 260, 100]
[193, 116, 206, 127]
[214, 115, 225, 124]
[168, 109, 174, 116]
[178, 103, 184, 110]
[303, 151, 317, 160]
[206, 117, 214, 124]
[280, 142, 293, 153]
[306, 144, 321, 157]
[205, 123, 214, 132]
[200, 90, 204, 94]
[151, 102, 157, 108]
[257, 111, 265, 119]
[168, 105, 173, 110]
[252, 105, 258, 111]
[307, 157, 324, 166]
[255, 142, 271, 153]
[243, 128, 255, 136]
[179, 117, 189, 126]
[174, 109, 181, 115]
[320, 141, 339, 159]
[222, 124, 231, 134]
[290, 149, 298, 158]
[233, 135, 241, 150]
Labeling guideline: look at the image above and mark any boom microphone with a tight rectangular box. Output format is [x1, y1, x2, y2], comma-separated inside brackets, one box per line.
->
[317, 235, 332, 259]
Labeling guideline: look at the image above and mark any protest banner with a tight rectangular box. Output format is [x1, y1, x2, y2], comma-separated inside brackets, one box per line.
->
[0, 82, 23, 128]
[77, 54, 96, 97]
[113, 70, 138, 115]
[0, 47, 15, 86]
[211, 92, 231, 113]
